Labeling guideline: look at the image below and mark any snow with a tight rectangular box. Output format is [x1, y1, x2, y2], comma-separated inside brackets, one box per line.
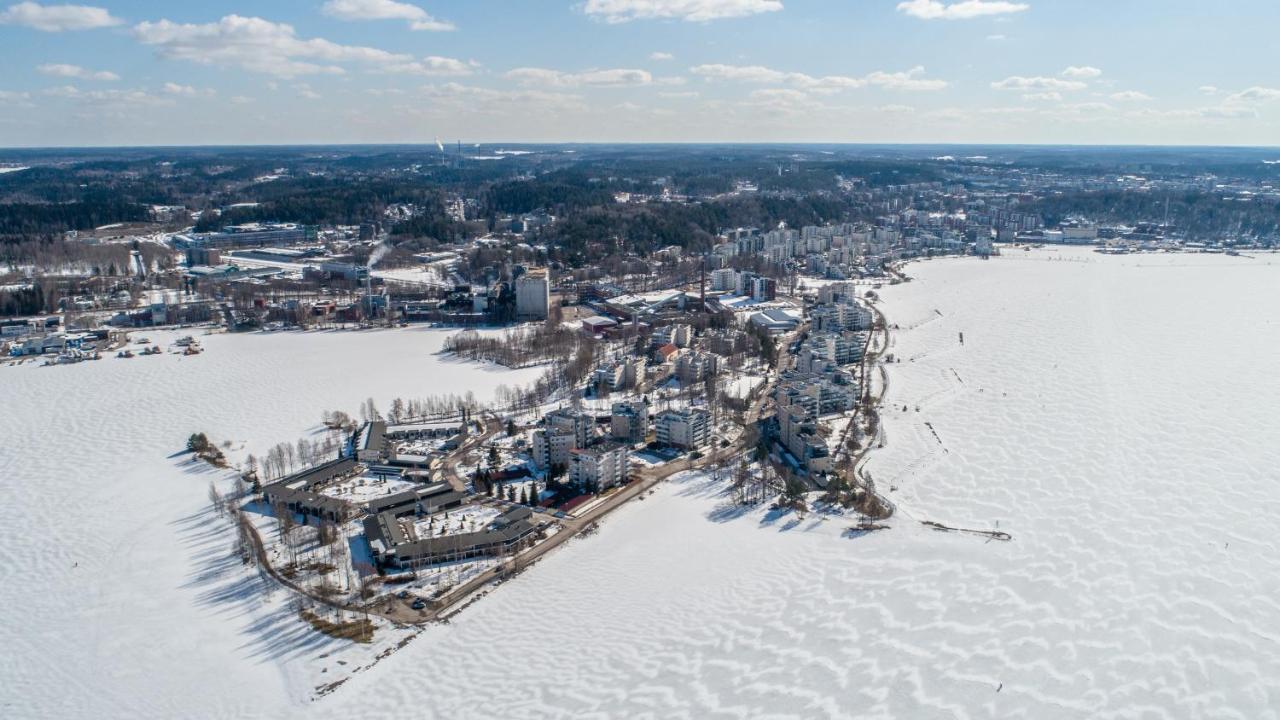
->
[7, 248, 1280, 718]
[410, 505, 501, 538]
[725, 372, 764, 399]
[370, 266, 448, 287]
[317, 475, 417, 502]
[0, 326, 542, 718]
[316, 247, 1280, 718]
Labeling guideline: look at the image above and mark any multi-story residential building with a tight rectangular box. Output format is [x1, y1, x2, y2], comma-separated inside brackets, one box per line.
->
[623, 356, 647, 390]
[515, 268, 550, 321]
[752, 277, 777, 301]
[710, 268, 737, 292]
[775, 371, 858, 417]
[810, 331, 864, 366]
[675, 350, 720, 384]
[570, 442, 630, 491]
[655, 408, 711, 450]
[594, 363, 626, 391]
[610, 400, 649, 445]
[777, 402, 833, 474]
[545, 408, 593, 449]
[532, 428, 574, 470]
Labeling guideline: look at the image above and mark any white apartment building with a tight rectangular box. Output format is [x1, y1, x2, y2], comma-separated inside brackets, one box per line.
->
[569, 442, 630, 491]
[610, 400, 649, 445]
[655, 408, 711, 450]
[545, 408, 592, 449]
[532, 428, 574, 470]
[675, 350, 720, 384]
[710, 268, 737, 292]
[515, 268, 550, 321]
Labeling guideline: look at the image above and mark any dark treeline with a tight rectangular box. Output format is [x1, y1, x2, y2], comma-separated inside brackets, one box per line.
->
[541, 193, 856, 262]
[0, 201, 151, 236]
[1023, 191, 1280, 237]
[194, 177, 464, 231]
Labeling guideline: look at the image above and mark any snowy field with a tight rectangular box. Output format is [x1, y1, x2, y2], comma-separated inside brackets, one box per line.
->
[0, 326, 541, 719]
[317, 475, 417, 502]
[5, 248, 1280, 718]
[410, 505, 501, 538]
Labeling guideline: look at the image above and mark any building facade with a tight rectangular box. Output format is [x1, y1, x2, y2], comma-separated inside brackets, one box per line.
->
[654, 408, 712, 449]
[569, 443, 630, 491]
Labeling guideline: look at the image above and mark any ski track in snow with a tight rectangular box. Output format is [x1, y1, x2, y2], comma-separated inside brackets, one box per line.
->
[4, 248, 1280, 719]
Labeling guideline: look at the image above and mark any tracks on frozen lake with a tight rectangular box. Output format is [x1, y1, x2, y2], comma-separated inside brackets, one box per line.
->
[920, 520, 1013, 542]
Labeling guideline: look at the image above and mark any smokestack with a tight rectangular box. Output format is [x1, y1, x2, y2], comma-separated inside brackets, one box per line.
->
[700, 256, 706, 313]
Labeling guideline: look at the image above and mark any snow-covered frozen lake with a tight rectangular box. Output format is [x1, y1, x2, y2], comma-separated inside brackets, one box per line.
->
[4, 248, 1280, 719]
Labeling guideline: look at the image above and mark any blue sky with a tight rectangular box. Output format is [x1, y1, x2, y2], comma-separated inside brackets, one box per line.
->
[1, 0, 1277, 147]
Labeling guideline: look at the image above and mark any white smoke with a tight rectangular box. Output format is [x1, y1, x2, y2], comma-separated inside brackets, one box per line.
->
[435, 136, 445, 152]
[368, 241, 392, 269]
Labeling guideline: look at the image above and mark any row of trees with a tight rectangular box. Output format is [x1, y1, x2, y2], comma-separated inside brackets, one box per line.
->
[247, 434, 342, 482]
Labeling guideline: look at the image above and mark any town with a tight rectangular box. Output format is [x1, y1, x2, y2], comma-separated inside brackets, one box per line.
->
[3, 144, 1278, 633]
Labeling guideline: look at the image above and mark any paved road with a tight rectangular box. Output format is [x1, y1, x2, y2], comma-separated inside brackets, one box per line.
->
[440, 415, 502, 492]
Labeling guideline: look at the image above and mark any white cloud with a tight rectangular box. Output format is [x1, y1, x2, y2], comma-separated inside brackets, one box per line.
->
[1021, 91, 1062, 102]
[1197, 105, 1257, 119]
[133, 15, 414, 78]
[691, 63, 946, 92]
[896, 0, 1028, 20]
[691, 64, 789, 83]
[650, 51, 674, 61]
[865, 67, 947, 91]
[1225, 86, 1280, 104]
[294, 83, 322, 100]
[1058, 101, 1112, 115]
[749, 88, 809, 102]
[0, 1, 121, 32]
[506, 67, 655, 87]
[1198, 85, 1218, 95]
[1109, 90, 1151, 102]
[42, 84, 175, 107]
[229, 95, 253, 104]
[418, 82, 587, 114]
[583, 0, 783, 23]
[161, 82, 215, 97]
[384, 56, 474, 76]
[37, 62, 118, 81]
[1061, 65, 1102, 79]
[321, 0, 454, 31]
[986, 33, 1006, 40]
[991, 75, 1086, 92]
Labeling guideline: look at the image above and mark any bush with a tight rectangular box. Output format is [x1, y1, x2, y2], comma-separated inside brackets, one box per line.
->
[187, 432, 210, 453]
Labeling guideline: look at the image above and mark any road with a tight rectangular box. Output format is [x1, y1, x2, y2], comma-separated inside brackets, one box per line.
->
[439, 415, 502, 492]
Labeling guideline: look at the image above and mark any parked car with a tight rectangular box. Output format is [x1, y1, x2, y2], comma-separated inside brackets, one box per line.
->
[411, 599, 426, 610]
